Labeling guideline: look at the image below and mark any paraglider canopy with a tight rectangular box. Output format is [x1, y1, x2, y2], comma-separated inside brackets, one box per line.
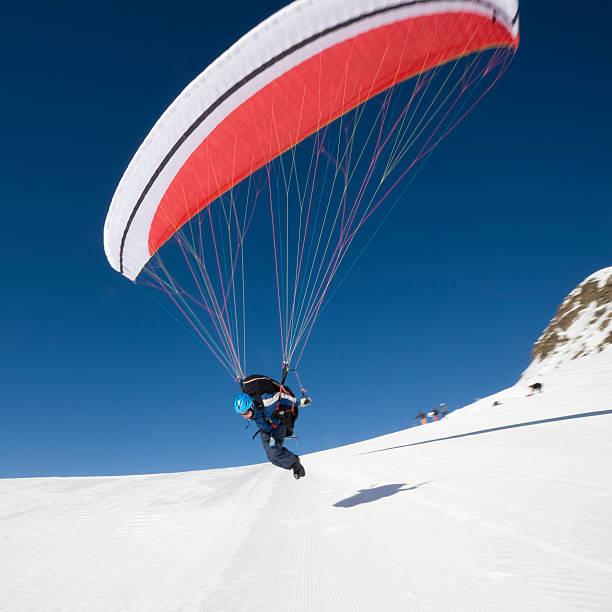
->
[104, 0, 519, 281]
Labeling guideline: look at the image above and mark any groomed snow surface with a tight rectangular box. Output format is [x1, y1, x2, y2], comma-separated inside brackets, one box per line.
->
[2, 352, 611, 611]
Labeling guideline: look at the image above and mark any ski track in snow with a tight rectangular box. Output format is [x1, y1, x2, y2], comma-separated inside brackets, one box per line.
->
[1, 356, 612, 611]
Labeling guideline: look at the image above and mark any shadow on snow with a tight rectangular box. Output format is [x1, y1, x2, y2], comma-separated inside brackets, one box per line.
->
[334, 482, 428, 508]
[361, 409, 612, 456]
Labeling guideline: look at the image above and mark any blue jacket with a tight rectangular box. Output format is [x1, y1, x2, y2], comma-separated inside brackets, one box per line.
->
[251, 401, 280, 432]
[251, 390, 297, 432]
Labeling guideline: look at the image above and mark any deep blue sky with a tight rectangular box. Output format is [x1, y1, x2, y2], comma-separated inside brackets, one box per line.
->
[2, 1, 610, 477]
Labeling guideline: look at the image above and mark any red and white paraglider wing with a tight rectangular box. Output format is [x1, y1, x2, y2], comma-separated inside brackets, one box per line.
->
[104, 0, 519, 281]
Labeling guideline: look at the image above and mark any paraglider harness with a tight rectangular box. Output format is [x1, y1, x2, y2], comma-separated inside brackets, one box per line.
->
[239, 364, 307, 439]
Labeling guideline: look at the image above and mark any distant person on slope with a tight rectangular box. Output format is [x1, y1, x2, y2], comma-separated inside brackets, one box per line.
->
[528, 382, 543, 394]
[234, 374, 306, 479]
[416, 411, 427, 425]
[440, 403, 448, 418]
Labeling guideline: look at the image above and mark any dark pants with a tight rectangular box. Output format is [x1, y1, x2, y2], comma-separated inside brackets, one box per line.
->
[260, 426, 297, 469]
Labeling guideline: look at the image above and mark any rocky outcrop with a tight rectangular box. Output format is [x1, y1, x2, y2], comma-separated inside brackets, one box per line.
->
[521, 267, 612, 380]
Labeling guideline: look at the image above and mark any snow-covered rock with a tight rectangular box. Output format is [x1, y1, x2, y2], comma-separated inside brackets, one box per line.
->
[521, 266, 612, 382]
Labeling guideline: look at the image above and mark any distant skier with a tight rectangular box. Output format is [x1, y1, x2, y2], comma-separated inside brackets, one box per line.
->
[234, 374, 306, 479]
[528, 382, 543, 394]
[430, 407, 440, 422]
[416, 411, 427, 425]
[439, 403, 448, 418]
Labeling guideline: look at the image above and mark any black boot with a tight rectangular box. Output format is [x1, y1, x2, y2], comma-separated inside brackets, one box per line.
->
[292, 457, 306, 479]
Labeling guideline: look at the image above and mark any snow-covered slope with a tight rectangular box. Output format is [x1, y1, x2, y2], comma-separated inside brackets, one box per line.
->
[2, 352, 612, 611]
[522, 267, 612, 383]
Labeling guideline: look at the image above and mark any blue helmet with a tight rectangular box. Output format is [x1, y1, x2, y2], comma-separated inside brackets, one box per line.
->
[234, 393, 254, 414]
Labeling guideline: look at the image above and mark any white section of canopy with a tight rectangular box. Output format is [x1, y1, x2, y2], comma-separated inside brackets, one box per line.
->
[104, 0, 519, 281]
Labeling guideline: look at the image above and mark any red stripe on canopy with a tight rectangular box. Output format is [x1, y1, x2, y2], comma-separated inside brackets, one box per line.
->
[148, 12, 517, 256]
